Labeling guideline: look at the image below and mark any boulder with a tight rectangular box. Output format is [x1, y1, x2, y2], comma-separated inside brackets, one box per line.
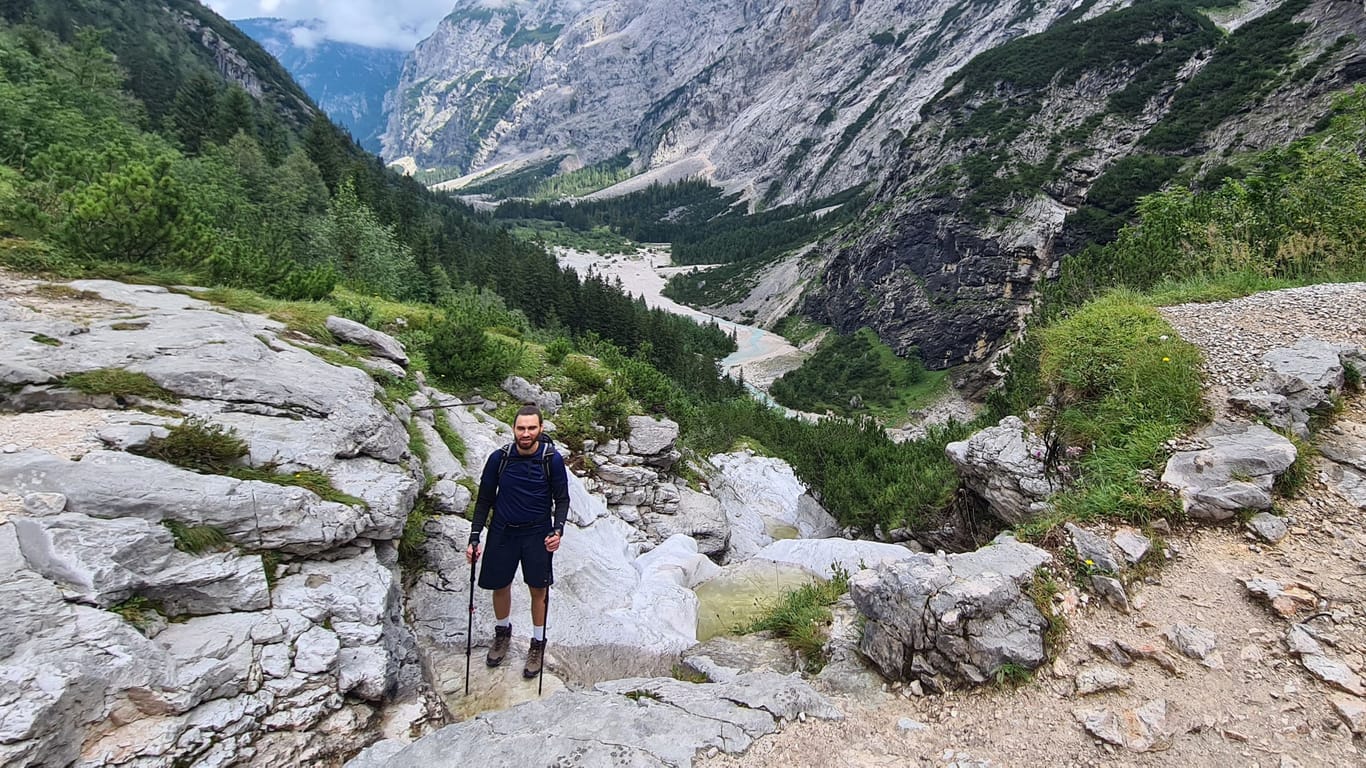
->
[627, 415, 679, 457]
[500, 375, 562, 415]
[645, 488, 730, 557]
[850, 535, 1051, 690]
[1160, 422, 1297, 521]
[1246, 512, 1289, 544]
[710, 452, 838, 564]
[325, 316, 408, 366]
[945, 416, 1061, 525]
[13, 511, 269, 612]
[1230, 338, 1344, 436]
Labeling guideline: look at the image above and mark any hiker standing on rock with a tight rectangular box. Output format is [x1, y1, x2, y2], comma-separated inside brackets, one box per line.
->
[466, 403, 570, 679]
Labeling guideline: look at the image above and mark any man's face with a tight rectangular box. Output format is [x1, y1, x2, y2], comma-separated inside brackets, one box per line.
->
[513, 414, 542, 451]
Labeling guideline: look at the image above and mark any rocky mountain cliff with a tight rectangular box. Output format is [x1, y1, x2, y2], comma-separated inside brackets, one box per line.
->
[233, 18, 405, 153]
[806, 0, 1366, 373]
[382, 0, 1120, 197]
[387, 0, 1365, 379]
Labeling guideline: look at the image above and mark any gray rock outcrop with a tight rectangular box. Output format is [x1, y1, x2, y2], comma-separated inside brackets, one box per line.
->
[500, 375, 562, 415]
[1160, 422, 1298, 521]
[1230, 338, 1345, 437]
[351, 671, 840, 768]
[11, 511, 269, 615]
[325, 316, 409, 366]
[710, 452, 839, 564]
[0, 280, 429, 767]
[946, 416, 1062, 524]
[850, 535, 1051, 690]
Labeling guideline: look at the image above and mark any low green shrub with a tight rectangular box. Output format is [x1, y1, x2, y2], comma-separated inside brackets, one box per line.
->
[742, 566, 850, 673]
[1027, 292, 1205, 533]
[162, 520, 229, 554]
[133, 416, 248, 473]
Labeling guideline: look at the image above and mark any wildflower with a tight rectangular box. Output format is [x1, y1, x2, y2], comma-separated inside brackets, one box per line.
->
[1085, 559, 1095, 566]
[1162, 356, 1171, 362]
[1159, 334, 1169, 341]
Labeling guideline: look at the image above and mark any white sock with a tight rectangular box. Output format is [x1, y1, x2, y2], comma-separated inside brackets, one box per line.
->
[496, 618, 511, 629]
[532, 625, 545, 641]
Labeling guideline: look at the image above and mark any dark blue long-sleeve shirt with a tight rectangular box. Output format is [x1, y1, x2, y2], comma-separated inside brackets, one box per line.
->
[469, 440, 570, 543]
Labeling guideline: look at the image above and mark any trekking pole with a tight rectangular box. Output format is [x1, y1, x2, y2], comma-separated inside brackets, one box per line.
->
[539, 552, 553, 696]
[464, 550, 477, 696]
[412, 399, 483, 413]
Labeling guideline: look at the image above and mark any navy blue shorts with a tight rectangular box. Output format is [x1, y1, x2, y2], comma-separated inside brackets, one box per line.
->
[478, 523, 555, 590]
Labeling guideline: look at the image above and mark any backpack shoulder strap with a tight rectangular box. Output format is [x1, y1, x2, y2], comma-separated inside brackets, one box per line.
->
[495, 442, 515, 485]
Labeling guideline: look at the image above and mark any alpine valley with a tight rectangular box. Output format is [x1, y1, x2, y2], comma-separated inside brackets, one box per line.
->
[385, 0, 1366, 373]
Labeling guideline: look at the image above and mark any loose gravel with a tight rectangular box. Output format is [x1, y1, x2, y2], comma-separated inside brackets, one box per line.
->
[1158, 282, 1366, 391]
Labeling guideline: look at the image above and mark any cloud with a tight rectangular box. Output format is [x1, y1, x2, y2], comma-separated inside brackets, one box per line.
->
[204, 0, 454, 49]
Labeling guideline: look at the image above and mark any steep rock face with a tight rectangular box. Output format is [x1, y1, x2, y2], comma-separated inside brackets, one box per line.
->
[234, 18, 406, 152]
[806, 0, 1366, 370]
[383, 0, 1103, 198]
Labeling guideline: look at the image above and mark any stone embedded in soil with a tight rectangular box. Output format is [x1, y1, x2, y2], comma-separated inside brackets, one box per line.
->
[1329, 694, 1366, 734]
[1246, 512, 1289, 544]
[1112, 527, 1151, 564]
[1074, 699, 1171, 752]
[1090, 575, 1129, 613]
[1243, 577, 1319, 618]
[1087, 637, 1134, 667]
[1066, 523, 1121, 574]
[1287, 624, 1366, 696]
[1074, 665, 1132, 695]
[1164, 623, 1217, 661]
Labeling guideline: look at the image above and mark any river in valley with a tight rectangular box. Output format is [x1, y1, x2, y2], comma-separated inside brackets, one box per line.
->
[554, 247, 808, 390]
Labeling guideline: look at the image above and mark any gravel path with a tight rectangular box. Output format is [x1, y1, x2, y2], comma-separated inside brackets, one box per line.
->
[1158, 282, 1366, 391]
[701, 283, 1366, 768]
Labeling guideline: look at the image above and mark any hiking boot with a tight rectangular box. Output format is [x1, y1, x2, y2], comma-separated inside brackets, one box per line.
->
[486, 624, 512, 667]
[522, 638, 546, 678]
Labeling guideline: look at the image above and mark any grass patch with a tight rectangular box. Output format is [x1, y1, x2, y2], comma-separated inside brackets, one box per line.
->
[258, 550, 283, 590]
[1141, 271, 1307, 306]
[190, 287, 335, 341]
[110, 595, 161, 633]
[30, 334, 61, 346]
[993, 662, 1034, 688]
[132, 416, 248, 473]
[34, 283, 101, 301]
[162, 520, 229, 554]
[133, 417, 365, 505]
[109, 321, 150, 331]
[1019, 292, 1205, 537]
[1026, 569, 1069, 661]
[772, 315, 826, 347]
[228, 467, 367, 507]
[741, 566, 850, 673]
[398, 499, 432, 571]
[1273, 430, 1314, 497]
[63, 368, 179, 403]
[432, 411, 469, 462]
[406, 419, 430, 464]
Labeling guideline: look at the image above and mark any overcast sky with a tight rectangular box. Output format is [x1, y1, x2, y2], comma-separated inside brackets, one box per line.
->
[203, 0, 455, 49]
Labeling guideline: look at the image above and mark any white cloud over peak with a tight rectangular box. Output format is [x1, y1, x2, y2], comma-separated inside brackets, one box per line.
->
[204, 0, 453, 49]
